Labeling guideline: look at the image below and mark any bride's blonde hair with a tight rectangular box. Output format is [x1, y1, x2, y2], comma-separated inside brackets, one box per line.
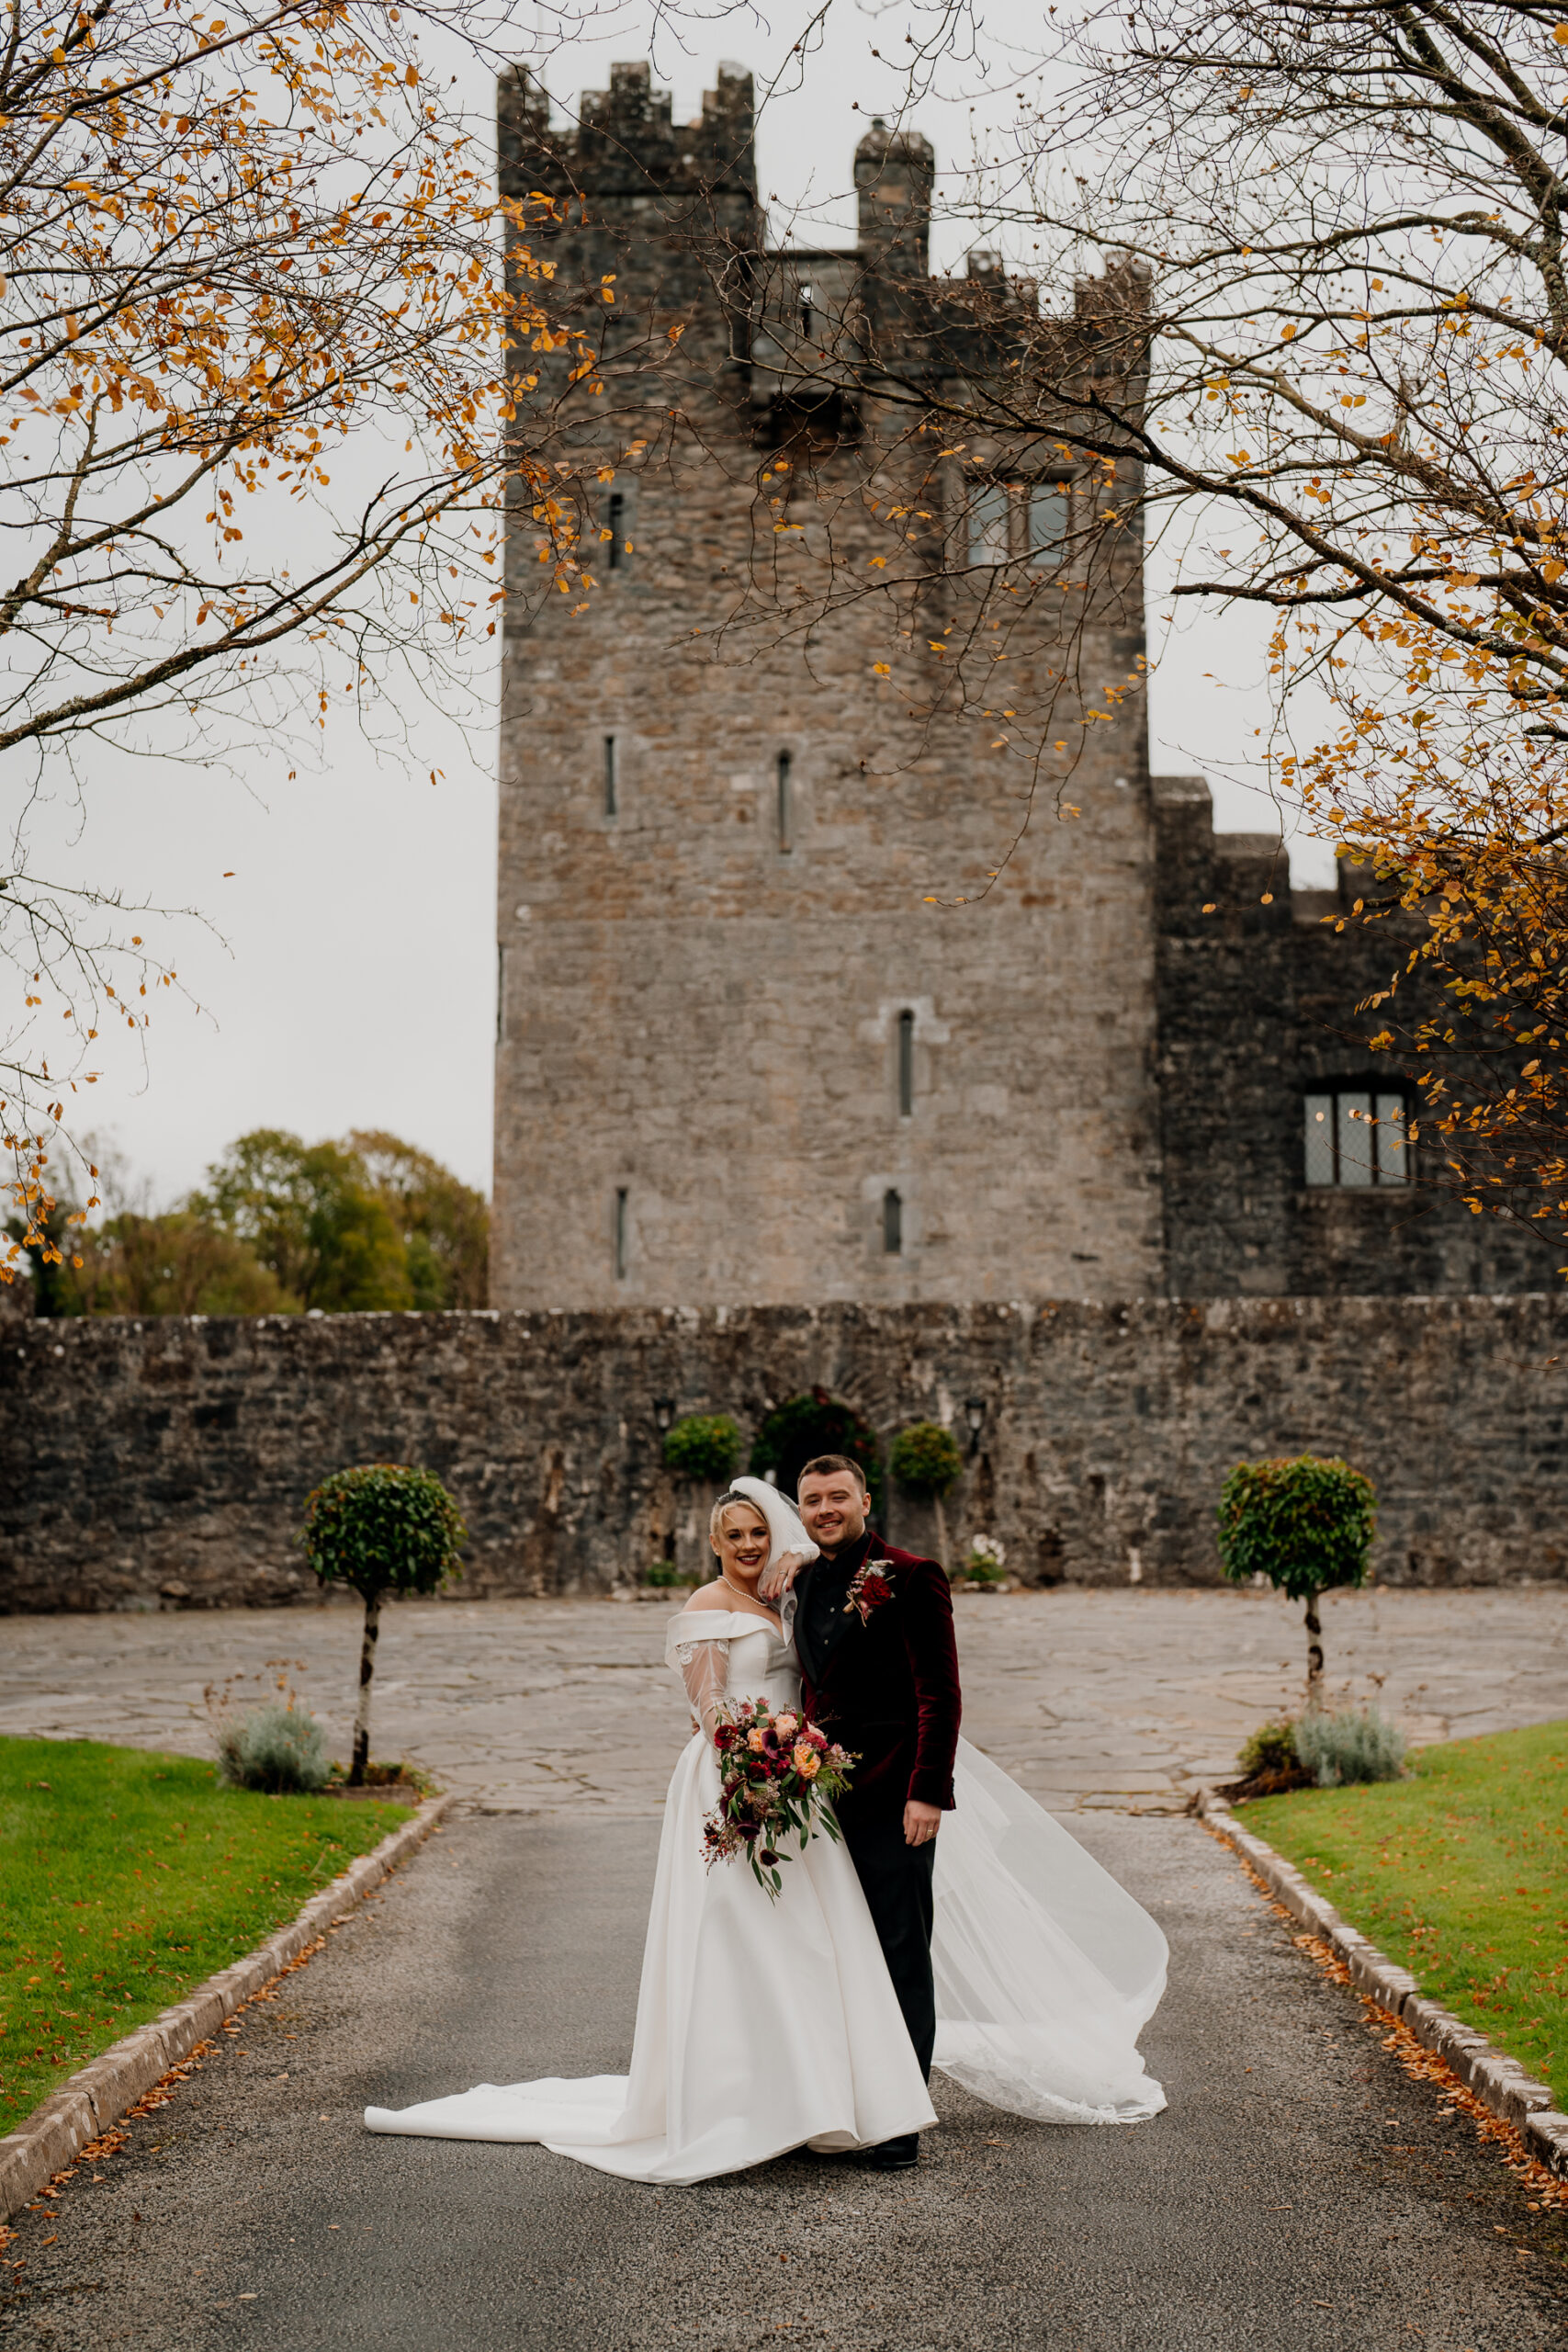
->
[709, 1489, 768, 1547]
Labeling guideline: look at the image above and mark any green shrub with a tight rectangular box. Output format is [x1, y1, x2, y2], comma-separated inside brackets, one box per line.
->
[1217, 1453, 1376, 1695]
[889, 1421, 964, 1498]
[661, 1414, 741, 1483]
[643, 1562, 699, 1589]
[1293, 1706, 1407, 1788]
[749, 1388, 885, 1517]
[216, 1702, 331, 1794]
[301, 1462, 465, 1783]
[1236, 1719, 1299, 1779]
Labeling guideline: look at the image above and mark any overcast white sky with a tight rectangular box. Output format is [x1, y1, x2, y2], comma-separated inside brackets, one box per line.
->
[44, 1, 1327, 1213]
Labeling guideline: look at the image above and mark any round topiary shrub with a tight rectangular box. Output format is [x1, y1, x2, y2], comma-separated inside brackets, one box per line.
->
[1217, 1453, 1376, 1700]
[889, 1420, 964, 1498]
[662, 1414, 741, 1484]
[748, 1387, 884, 1518]
[301, 1463, 466, 1783]
[217, 1701, 332, 1794]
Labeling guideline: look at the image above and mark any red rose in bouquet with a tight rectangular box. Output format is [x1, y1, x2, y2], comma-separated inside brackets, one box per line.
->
[700, 1699, 856, 1899]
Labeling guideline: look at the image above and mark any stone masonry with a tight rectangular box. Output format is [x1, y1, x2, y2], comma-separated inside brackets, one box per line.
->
[491, 64, 1164, 1311]
[3, 1297, 1562, 1610]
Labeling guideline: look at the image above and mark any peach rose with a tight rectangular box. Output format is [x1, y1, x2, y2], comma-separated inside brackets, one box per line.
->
[792, 1743, 821, 1779]
[747, 1726, 768, 1752]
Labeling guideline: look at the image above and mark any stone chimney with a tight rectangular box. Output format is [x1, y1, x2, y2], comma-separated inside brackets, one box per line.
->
[854, 119, 934, 279]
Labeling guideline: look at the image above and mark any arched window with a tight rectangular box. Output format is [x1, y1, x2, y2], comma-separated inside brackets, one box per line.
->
[897, 1009, 915, 1118]
[1303, 1089, 1409, 1188]
[883, 1188, 903, 1254]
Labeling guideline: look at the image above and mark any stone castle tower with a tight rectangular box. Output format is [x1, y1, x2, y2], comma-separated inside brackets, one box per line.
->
[491, 62, 1167, 1311]
[491, 61, 1540, 1310]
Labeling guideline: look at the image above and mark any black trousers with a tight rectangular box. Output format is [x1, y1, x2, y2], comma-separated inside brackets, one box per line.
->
[842, 1814, 937, 2083]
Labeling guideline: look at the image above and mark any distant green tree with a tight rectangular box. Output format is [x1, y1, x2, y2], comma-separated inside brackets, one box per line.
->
[12, 1129, 490, 1318]
[2, 1194, 86, 1315]
[80, 1211, 289, 1316]
[196, 1130, 412, 1313]
[301, 1463, 466, 1783]
[348, 1130, 489, 1310]
[1217, 1454, 1377, 1702]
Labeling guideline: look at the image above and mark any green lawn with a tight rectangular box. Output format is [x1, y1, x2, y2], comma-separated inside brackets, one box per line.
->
[0, 1736, 412, 2138]
[1242, 1721, 1568, 2109]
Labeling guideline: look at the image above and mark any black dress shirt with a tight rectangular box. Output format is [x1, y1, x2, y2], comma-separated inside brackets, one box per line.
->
[801, 1532, 871, 1673]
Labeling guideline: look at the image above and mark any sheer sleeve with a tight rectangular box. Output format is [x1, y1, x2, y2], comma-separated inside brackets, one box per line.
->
[670, 1628, 730, 1740]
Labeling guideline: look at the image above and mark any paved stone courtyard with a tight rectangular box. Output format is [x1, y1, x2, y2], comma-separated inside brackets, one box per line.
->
[3, 1585, 1562, 1812]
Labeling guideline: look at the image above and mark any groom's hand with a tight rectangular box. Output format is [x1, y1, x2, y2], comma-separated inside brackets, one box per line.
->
[903, 1800, 942, 1848]
[758, 1548, 809, 1603]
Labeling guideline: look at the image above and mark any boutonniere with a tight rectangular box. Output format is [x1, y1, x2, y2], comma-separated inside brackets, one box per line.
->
[843, 1555, 895, 1625]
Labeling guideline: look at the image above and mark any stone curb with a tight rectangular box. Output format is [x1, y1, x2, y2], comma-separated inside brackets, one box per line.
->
[1195, 1785, 1568, 2181]
[0, 1792, 453, 2224]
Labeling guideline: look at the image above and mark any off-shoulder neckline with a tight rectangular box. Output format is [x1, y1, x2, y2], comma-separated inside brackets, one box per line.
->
[669, 1604, 784, 1633]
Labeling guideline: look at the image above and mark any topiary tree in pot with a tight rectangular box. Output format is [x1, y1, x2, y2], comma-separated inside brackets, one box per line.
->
[1216, 1454, 1376, 1703]
[889, 1420, 965, 1566]
[301, 1463, 466, 1783]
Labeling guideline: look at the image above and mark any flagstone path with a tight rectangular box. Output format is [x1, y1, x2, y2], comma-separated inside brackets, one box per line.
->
[2, 1585, 1563, 1813]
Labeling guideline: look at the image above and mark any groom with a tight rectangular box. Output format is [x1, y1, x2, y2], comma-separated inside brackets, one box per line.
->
[765, 1453, 962, 2173]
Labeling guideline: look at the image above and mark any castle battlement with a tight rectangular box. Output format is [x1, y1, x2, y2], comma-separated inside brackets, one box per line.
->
[499, 61, 758, 205]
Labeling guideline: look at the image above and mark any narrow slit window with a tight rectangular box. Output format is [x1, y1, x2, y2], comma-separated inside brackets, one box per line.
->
[883, 1188, 903, 1255]
[606, 490, 625, 571]
[798, 283, 814, 341]
[614, 1187, 628, 1281]
[897, 1009, 915, 1117]
[603, 734, 618, 820]
[776, 751, 793, 853]
[496, 944, 506, 1045]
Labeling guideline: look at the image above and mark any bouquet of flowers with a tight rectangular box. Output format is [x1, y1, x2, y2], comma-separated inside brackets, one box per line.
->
[701, 1699, 856, 1900]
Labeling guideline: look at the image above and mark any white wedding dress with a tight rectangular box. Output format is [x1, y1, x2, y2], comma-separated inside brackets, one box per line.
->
[366, 1502, 1168, 2183]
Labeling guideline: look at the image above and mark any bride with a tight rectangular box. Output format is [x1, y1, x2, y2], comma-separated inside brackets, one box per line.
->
[365, 1477, 1168, 2185]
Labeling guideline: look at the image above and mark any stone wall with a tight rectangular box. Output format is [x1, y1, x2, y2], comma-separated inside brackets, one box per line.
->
[1153, 779, 1544, 1298]
[4, 1298, 1562, 1611]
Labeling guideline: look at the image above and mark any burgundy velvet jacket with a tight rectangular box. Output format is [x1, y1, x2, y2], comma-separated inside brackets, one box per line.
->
[794, 1536, 962, 1830]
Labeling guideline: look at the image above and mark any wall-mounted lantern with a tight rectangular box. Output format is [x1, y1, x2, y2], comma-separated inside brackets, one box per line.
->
[964, 1396, 986, 1456]
[654, 1397, 675, 1432]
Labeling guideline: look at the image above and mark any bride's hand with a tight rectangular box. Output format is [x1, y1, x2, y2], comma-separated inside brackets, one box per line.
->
[758, 1549, 809, 1603]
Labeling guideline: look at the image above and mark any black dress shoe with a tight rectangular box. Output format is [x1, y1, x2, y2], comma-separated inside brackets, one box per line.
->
[860, 2133, 919, 2171]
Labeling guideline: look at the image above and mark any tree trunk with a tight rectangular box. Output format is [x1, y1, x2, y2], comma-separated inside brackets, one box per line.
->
[1303, 1591, 1324, 1706]
[350, 1591, 381, 1786]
